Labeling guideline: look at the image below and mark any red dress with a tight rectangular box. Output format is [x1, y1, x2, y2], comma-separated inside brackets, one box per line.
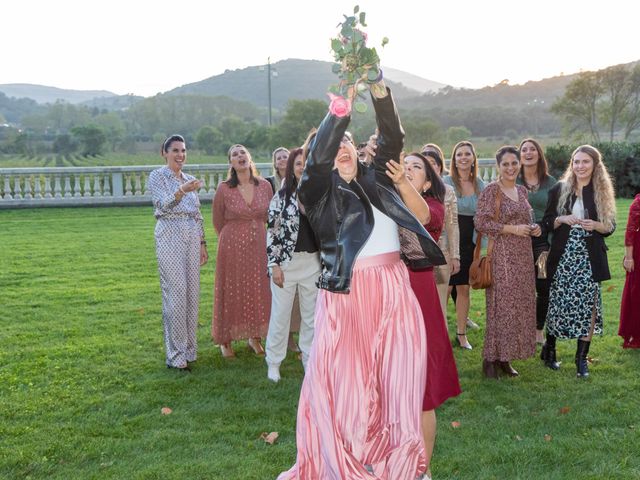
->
[619, 194, 640, 347]
[408, 196, 462, 411]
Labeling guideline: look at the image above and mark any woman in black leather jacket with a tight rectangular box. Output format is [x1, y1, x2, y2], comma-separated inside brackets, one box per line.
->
[278, 79, 444, 480]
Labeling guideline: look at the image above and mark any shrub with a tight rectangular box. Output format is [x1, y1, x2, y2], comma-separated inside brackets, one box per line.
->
[545, 142, 640, 197]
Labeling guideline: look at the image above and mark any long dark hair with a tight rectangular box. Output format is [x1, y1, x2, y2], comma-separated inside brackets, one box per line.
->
[407, 152, 445, 203]
[283, 148, 304, 202]
[518, 138, 549, 186]
[226, 144, 259, 187]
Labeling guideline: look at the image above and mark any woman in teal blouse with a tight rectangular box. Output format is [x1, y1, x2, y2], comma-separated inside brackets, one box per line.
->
[517, 138, 557, 366]
[443, 141, 485, 350]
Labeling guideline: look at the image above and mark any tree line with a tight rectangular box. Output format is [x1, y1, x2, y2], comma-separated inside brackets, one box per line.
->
[1, 62, 639, 157]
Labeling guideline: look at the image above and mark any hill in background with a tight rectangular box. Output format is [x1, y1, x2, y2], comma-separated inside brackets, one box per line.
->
[0, 84, 117, 105]
[165, 58, 435, 108]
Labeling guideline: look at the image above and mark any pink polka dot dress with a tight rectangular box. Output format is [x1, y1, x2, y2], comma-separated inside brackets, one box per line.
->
[212, 179, 272, 344]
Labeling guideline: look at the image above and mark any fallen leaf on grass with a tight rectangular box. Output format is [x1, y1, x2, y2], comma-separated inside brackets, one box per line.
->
[606, 285, 615, 292]
[137, 308, 145, 315]
[451, 421, 461, 428]
[476, 311, 482, 317]
[260, 432, 279, 444]
[161, 407, 172, 415]
[559, 406, 571, 415]
[544, 434, 552, 442]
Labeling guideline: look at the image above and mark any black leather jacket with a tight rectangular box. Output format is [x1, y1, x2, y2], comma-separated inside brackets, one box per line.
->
[298, 88, 445, 293]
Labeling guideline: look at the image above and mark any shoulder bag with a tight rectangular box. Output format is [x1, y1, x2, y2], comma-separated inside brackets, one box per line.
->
[469, 189, 502, 289]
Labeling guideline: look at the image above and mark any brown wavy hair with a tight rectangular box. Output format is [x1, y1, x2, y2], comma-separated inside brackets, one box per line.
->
[556, 145, 616, 230]
[226, 144, 260, 187]
[448, 141, 481, 194]
[518, 138, 550, 186]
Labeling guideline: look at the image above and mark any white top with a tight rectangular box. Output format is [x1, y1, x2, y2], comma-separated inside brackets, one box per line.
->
[572, 197, 586, 220]
[358, 206, 400, 259]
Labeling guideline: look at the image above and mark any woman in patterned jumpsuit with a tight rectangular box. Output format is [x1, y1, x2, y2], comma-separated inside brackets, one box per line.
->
[148, 135, 208, 371]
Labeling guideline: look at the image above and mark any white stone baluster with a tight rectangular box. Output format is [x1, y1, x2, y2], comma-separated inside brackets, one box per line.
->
[34, 175, 42, 199]
[3, 176, 13, 199]
[208, 173, 215, 194]
[143, 172, 150, 195]
[24, 176, 33, 199]
[54, 176, 62, 199]
[93, 175, 102, 197]
[13, 176, 23, 199]
[84, 176, 92, 197]
[74, 176, 82, 198]
[103, 174, 111, 197]
[44, 175, 53, 198]
[124, 175, 133, 196]
[134, 174, 142, 196]
[64, 176, 73, 198]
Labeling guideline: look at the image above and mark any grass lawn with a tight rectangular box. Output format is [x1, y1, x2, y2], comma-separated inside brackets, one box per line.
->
[0, 199, 638, 480]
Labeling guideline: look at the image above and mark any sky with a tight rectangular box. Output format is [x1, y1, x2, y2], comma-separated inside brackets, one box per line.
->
[3, 0, 639, 97]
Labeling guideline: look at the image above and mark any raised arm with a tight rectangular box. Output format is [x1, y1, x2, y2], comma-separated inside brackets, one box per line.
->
[297, 112, 350, 208]
[369, 81, 405, 185]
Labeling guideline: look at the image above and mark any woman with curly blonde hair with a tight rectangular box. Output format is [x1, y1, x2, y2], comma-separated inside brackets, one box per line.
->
[542, 145, 616, 377]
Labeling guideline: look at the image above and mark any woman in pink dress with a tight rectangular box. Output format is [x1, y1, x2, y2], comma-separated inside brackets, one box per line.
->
[619, 193, 640, 348]
[391, 151, 461, 479]
[278, 78, 444, 480]
[212, 144, 272, 358]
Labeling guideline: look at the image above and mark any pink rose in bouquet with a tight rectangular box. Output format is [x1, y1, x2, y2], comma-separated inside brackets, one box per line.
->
[328, 93, 352, 117]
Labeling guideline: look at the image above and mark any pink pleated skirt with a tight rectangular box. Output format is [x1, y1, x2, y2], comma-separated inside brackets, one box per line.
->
[278, 251, 427, 480]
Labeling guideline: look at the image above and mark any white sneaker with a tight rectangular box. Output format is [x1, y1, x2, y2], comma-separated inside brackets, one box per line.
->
[267, 365, 281, 383]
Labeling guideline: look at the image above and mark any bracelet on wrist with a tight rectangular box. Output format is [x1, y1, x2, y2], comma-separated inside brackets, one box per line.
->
[179, 185, 187, 194]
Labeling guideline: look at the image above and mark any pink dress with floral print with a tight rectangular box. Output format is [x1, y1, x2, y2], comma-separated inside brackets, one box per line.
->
[212, 179, 272, 344]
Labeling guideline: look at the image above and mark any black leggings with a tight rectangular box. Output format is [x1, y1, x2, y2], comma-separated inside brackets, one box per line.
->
[533, 236, 551, 331]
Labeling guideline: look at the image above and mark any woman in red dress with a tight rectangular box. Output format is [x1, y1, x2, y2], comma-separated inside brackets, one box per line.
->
[619, 193, 640, 348]
[389, 151, 462, 479]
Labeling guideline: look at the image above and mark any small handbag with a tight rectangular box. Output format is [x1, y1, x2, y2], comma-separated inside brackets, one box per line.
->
[536, 250, 549, 279]
[469, 191, 501, 290]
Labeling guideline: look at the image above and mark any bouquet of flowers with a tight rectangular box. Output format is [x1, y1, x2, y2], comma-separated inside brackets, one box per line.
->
[328, 5, 388, 116]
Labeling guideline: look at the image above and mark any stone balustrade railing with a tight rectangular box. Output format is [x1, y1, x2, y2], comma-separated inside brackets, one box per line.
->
[0, 160, 497, 209]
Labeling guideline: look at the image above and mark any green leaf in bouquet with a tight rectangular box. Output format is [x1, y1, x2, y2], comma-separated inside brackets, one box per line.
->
[352, 29, 364, 44]
[381, 37, 389, 47]
[367, 68, 379, 82]
[354, 101, 368, 113]
[359, 12, 366, 26]
[353, 5, 359, 14]
[331, 38, 343, 54]
[356, 82, 367, 93]
[328, 85, 340, 95]
[331, 63, 342, 74]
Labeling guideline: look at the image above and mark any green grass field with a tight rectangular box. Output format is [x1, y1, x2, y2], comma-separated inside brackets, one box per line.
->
[0, 200, 638, 480]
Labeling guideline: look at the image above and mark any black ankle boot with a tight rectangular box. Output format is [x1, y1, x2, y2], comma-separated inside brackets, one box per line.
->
[541, 334, 560, 370]
[575, 339, 591, 378]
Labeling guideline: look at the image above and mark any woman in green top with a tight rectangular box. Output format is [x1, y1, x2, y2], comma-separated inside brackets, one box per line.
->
[517, 138, 557, 365]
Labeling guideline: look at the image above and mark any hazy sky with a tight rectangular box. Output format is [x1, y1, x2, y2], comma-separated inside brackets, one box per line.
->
[4, 0, 638, 97]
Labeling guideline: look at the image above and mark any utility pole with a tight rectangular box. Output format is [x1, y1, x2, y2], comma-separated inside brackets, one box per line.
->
[267, 57, 273, 126]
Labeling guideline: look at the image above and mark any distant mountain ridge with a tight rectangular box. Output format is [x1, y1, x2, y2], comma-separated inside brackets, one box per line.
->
[0, 84, 117, 105]
[165, 59, 435, 109]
